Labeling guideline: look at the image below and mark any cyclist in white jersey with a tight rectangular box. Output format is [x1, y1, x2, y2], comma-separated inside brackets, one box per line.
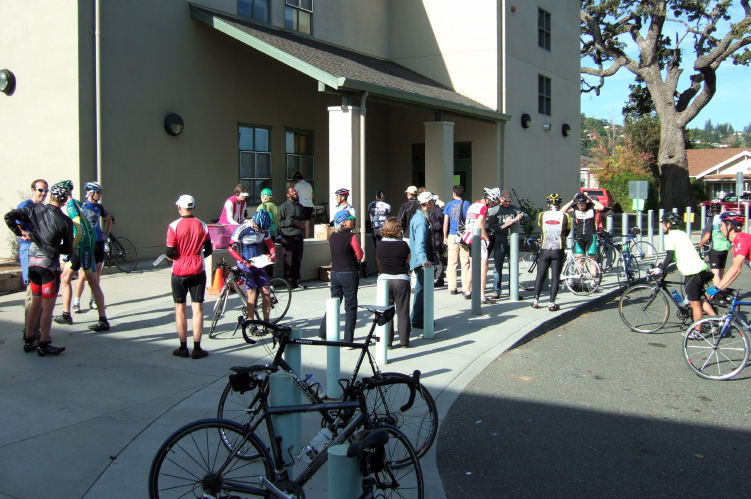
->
[532, 193, 571, 311]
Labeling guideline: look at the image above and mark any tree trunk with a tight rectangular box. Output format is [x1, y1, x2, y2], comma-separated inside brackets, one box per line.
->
[657, 122, 695, 211]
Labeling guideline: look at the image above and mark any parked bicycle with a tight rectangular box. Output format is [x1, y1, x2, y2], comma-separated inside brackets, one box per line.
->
[518, 237, 602, 295]
[209, 260, 291, 337]
[683, 289, 750, 380]
[619, 270, 695, 333]
[148, 370, 424, 498]
[597, 227, 658, 287]
[217, 306, 438, 460]
[105, 232, 138, 274]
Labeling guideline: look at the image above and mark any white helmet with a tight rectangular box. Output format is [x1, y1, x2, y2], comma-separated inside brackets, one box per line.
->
[483, 187, 501, 203]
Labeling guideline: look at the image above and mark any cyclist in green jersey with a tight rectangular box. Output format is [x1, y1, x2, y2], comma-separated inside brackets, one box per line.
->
[699, 199, 732, 286]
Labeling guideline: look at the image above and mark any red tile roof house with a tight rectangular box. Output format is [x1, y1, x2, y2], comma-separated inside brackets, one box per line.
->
[689, 148, 751, 198]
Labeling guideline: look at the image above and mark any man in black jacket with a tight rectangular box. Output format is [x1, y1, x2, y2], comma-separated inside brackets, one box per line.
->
[397, 186, 420, 240]
[278, 186, 307, 289]
[5, 181, 74, 356]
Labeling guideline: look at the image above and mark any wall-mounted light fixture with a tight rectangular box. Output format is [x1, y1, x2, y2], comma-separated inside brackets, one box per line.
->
[164, 113, 184, 136]
[562, 124, 572, 137]
[543, 123, 552, 132]
[521, 113, 531, 129]
[0, 69, 16, 95]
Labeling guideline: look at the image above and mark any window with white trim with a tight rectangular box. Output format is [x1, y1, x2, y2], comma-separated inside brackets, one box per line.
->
[538, 75, 551, 116]
[239, 125, 272, 203]
[285, 0, 312, 34]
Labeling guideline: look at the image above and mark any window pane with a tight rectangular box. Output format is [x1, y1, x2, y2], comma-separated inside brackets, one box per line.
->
[239, 127, 253, 150]
[286, 0, 300, 6]
[240, 152, 255, 178]
[255, 128, 269, 151]
[300, 0, 313, 11]
[256, 153, 271, 178]
[285, 7, 295, 29]
[285, 131, 295, 153]
[302, 156, 314, 179]
[298, 10, 311, 34]
[286, 155, 299, 178]
[238, 0, 252, 18]
[253, 0, 268, 21]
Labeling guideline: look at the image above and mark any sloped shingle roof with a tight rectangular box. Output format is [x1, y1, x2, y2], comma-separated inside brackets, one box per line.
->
[687, 148, 751, 177]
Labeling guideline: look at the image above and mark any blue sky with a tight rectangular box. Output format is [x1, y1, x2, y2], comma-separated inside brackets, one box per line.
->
[581, 4, 751, 132]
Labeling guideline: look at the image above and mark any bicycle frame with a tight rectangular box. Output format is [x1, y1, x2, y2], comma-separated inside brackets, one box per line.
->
[710, 293, 751, 342]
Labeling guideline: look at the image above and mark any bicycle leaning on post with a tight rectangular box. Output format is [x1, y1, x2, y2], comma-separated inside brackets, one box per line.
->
[598, 227, 658, 287]
[518, 237, 602, 296]
[682, 289, 750, 380]
[209, 260, 292, 337]
[619, 269, 696, 333]
[148, 367, 424, 498]
[217, 306, 438, 460]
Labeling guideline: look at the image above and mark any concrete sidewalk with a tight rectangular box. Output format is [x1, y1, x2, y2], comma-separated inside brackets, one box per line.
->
[0, 262, 624, 498]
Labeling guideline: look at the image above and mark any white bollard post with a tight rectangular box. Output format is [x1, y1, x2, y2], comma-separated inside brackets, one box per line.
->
[325, 298, 342, 400]
[745, 204, 750, 234]
[621, 213, 628, 236]
[606, 212, 613, 234]
[659, 209, 665, 251]
[700, 205, 706, 227]
[269, 372, 296, 468]
[285, 329, 303, 455]
[636, 211, 643, 240]
[376, 279, 389, 364]
[509, 226, 519, 301]
[647, 210, 654, 250]
[686, 206, 693, 237]
[423, 265, 435, 339]
[471, 227, 481, 315]
[328, 444, 361, 499]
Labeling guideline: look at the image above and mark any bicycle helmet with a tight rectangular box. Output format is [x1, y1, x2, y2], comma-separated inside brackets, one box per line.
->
[260, 188, 273, 197]
[335, 188, 350, 197]
[334, 209, 356, 225]
[59, 180, 74, 192]
[573, 193, 588, 204]
[546, 193, 562, 205]
[660, 212, 681, 229]
[252, 209, 272, 231]
[85, 181, 102, 192]
[50, 181, 71, 200]
[719, 210, 745, 230]
[483, 187, 501, 203]
[709, 199, 723, 214]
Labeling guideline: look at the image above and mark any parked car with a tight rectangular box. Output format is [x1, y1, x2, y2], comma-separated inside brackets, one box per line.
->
[579, 188, 613, 210]
[699, 193, 751, 212]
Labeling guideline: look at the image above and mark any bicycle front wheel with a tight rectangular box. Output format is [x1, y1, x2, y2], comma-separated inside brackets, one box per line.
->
[148, 418, 273, 499]
[366, 373, 438, 461]
[366, 425, 424, 498]
[518, 253, 538, 291]
[619, 284, 669, 333]
[616, 257, 642, 288]
[563, 257, 601, 296]
[630, 241, 658, 268]
[209, 286, 231, 338]
[683, 317, 750, 380]
[110, 236, 138, 273]
[255, 278, 291, 324]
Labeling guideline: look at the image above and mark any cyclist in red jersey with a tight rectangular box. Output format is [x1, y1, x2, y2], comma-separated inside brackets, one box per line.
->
[707, 211, 751, 298]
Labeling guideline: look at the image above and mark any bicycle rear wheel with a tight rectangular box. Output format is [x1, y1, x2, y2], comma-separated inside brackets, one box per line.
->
[683, 317, 750, 380]
[255, 277, 291, 324]
[619, 284, 669, 333]
[630, 241, 658, 268]
[148, 418, 273, 499]
[110, 236, 138, 273]
[518, 253, 538, 291]
[366, 425, 424, 498]
[209, 286, 231, 338]
[366, 373, 438, 461]
[563, 257, 601, 296]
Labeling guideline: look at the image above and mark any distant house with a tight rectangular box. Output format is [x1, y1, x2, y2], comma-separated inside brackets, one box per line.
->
[689, 148, 751, 197]
[580, 155, 600, 188]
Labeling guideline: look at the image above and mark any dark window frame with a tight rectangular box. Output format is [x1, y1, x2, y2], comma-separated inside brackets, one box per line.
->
[285, 0, 313, 35]
[538, 75, 551, 116]
[237, 0, 270, 23]
[538, 8, 551, 51]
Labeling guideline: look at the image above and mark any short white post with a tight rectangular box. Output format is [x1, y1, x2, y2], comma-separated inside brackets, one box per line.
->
[700, 205, 706, 226]
[423, 265, 435, 338]
[686, 206, 693, 237]
[606, 212, 613, 233]
[269, 372, 296, 468]
[509, 226, 519, 301]
[471, 227, 482, 315]
[284, 329, 303, 455]
[328, 444, 361, 499]
[745, 204, 750, 234]
[636, 211, 643, 240]
[621, 213, 628, 236]
[659, 209, 665, 251]
[325, 298, 342, 400]
[647, 210, 654, 250]
[376, 279, 389, 364]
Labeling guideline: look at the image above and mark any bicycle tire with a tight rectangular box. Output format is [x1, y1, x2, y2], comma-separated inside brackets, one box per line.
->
[366, 424, 424, 498]
[148, 418, 273, 499]
[110, 236, 138, 273]
[598, 243, 617, 272]
[563, 257, 601, 296]
[518, 253, 538, 291]
[630, 240, 658, 268]
[217, 376, 270, 448]
[254, 277, 291, 324]
[619, 284, 669, 333]
[367, 372, 438, 461]
[209, 286, 231, 338]
[683, 317, 750, 380]
[616, 257, 641, 288]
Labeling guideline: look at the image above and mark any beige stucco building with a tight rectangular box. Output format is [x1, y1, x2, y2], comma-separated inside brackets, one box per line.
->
[1, 0, 581, 268]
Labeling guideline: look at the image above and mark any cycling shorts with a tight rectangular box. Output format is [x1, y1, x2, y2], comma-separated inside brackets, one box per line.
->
[171, 272, 207, 304]
[574, 235, 597, 256]
[237, 262, 270, 291]
[94, 241, 105, 264]
[708, 249, 728, 270]
[28, 267, 60, 299]
[66, 246, 97, 274]
[684, 270, 713, 302]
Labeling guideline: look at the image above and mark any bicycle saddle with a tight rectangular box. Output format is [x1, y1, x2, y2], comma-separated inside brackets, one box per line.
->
[359, 305, 396, 325]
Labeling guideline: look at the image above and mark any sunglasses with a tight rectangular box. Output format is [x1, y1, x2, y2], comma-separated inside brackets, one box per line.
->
[34, 188, 50, 194]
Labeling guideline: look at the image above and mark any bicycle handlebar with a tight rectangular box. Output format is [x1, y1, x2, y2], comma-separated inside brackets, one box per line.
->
[344, 370, 420, 412]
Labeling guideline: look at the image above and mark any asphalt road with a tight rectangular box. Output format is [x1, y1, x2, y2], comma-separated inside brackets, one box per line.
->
[438, 272, 751, 498]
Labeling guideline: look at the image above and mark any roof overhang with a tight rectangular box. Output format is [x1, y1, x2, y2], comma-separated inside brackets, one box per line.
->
[189, 5, 510, 123]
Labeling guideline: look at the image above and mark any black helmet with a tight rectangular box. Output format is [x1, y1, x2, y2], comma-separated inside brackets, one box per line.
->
[719, 210, 745, 230]
[709, 199, 723, 214]
[573, 193, 588, 204]
[661, 212, 681, 229]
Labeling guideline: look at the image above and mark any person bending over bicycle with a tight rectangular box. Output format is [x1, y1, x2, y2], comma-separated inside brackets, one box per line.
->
[562, 192, 604, 276]
[532, 193, 571, 311]
[650, 212, 715, 335]
[699, 199, 731, 286]
[706, 211, 751, 300]
[228, 209, 277, 321]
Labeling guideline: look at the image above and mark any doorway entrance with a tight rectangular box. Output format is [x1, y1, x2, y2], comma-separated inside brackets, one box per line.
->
[411, 142, 472, 200]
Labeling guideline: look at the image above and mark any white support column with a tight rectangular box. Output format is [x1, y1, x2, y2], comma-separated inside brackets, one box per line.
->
[424, 121, 455, 199]
[328, 105, 362, 212]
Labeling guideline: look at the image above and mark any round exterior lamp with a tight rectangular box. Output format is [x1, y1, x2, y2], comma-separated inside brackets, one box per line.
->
[562, 124, 572, 137]
[164, 113, 184, 136]
[0, 69, 16, 95]
[521, 113, 532, 129]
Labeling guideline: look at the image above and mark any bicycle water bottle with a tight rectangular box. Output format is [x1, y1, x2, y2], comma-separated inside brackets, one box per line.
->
[298, 427, 333, 464]
[669, 289, 682, 304]
[303, 374, 326, 399]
